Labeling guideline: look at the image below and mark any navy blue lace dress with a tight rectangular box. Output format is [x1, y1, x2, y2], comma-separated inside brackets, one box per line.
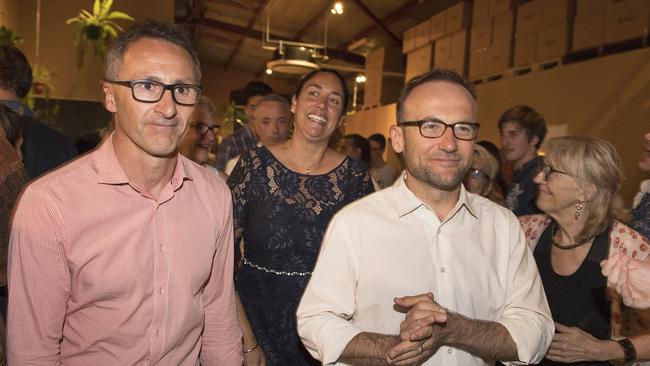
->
[228, 146, 374, 365]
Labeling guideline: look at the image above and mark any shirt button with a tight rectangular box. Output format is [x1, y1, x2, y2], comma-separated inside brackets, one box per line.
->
[441, 267, 446, 273]
[146, 352, 151, 360]
[447, 348, 453, 354]
[160, 245, 165, 252]
[159, 287, 165, 295]
[155, 330, 161, 338]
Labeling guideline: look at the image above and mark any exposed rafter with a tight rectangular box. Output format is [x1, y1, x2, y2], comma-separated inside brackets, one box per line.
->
[292, 0, 332, 41]
[351, 0, 400, 44]
[346, 0, 422, 47]
[224, 0, 271, 70]
[190, 17, 365, 65]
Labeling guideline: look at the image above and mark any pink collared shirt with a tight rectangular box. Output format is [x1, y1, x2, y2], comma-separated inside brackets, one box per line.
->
[7, 136, 243, 365]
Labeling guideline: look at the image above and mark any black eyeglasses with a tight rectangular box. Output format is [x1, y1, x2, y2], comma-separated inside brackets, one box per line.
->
[466, 168, 489, 180]
[105, 79, 202, 106]
[398, 120, 480, 140]
[190, 122, 220, 135]
[540, 164, 568, 181]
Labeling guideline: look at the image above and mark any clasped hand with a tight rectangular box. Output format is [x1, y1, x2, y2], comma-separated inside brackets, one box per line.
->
[386, 292, 448, 366]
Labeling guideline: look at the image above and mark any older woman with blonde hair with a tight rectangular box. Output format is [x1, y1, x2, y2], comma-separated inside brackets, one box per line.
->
[463, 144, 506, 206]
[519, 136, 650, 365]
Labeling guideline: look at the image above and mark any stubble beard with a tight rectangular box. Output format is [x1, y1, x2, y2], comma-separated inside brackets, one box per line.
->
[404, 152, 470, 192]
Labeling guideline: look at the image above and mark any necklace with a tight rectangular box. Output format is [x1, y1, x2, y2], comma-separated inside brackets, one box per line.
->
[551, 223, 593, 250]
[289, 145, 325, 175]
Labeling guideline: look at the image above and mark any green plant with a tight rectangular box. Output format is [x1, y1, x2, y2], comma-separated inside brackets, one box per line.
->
[66, 0, 133, 67]
[0, 26, 23, 45]
[24, 64, 55, 110]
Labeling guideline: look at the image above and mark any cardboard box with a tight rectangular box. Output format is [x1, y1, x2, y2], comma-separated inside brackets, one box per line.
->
[543, 0, 575, 27]
[604, 0, 650, 44]
[430, 12, 446, 41]
[489, 0, 514, 17]
[469, 48, 489, 77]
[405, 44, 434, 84]
[577, 0, 606, 15]
[536, 24, 569, 60]
[402, 27, 417, 53]
[473, 0, 490, 24]
[446, 1, 471, 34]
[572, 9, 605, 50]
[470, 20, 492, 51]
[516, 0, 544, 35]
[415, 21, 431, 48]
[514, 32, 537, 66]
[435, 30, 469, 75]
[493, 11, 515, 45]
[484, 40, 512, 74]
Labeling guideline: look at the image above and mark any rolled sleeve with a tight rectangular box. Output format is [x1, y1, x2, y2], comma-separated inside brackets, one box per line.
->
[7, 187, 71, 364]
[200, 189, 243, 365]
[497, 217, 554, 365]
[297, 213, 364, 364]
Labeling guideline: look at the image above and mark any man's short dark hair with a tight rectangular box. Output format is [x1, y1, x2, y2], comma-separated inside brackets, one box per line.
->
[344, 133, 371, 167]
[397, 67, 475, 123]
[368, 133, 386, 150]
[0, 103, 25, 146]
[498, 105, 547, 149]
[105, 20, 201, 81]
[0, 45, 33, 99]
[243, 81, 273, 105]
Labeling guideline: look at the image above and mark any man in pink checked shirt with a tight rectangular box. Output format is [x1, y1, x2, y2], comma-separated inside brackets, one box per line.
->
[6, 21, 242, 365]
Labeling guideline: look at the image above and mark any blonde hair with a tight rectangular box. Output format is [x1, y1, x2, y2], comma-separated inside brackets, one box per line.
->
[473, 145, 499, 180]
[545, 136, 626, 242]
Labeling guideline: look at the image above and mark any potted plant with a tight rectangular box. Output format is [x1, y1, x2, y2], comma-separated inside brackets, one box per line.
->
[66, 0, 133, 67]
[0, 26, 23, 45]
[24, 63, 56, 111]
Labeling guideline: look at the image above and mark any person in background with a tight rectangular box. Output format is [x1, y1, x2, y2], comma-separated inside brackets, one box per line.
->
[216, 81, 272, 172]
[368, 133, 398, 189]
[477, 139, 507, 194]
[0, 104, 29, 321]
[340, 133, 379, 190]
[224, 94, 291, 176]
[464, 144, 506, 206]
[499, 105, 547, 216]
[0, 44, 77, 178]
[629, 132, 650, 240]
[7, 21, 242, 365]
[178, 95, 220, 174]
[519, 136, 650, 365]
[297, 68, 552, 366]
[228, 68, 373, 365]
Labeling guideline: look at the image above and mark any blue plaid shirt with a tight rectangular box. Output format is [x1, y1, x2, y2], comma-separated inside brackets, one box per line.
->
[215, 124, 257, 171]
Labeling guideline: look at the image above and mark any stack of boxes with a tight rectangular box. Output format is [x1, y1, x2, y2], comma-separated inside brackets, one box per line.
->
[573, 0, 650, 52]
[469, 0, 515, 78]
[363, 46, 404, 108]
[403, 2, 471, 83]
[513, 0, 574, 66]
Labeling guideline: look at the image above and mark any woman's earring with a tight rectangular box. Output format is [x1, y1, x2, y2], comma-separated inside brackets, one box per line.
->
[574, 202, 584, 220]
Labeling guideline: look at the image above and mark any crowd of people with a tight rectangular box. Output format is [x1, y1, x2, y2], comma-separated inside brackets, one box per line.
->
[0, 19, 648, 366]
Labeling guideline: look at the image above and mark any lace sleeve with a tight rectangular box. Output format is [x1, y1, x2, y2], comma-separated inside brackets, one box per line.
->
[226, 151, 253, 268]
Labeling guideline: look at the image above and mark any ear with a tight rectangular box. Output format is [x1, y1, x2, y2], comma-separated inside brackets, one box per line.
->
[529, 135, 540, 148]
[290, 95, 297, 114]
[579, 182, 597, 203]
[390, 125, 404, 154]
[102, 82, 117, 113]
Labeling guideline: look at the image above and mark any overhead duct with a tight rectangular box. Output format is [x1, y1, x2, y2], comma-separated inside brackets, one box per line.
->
[266, 43, 319, 74]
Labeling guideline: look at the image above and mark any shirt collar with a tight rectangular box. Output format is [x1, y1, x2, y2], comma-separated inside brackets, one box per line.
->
[392, 172, 478, 220]
[94, 132, 192, 191]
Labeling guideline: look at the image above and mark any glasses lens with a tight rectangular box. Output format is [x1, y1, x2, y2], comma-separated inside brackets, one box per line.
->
[454, 123, 478, 140]
[469, 168, 487, 179]
[420, 121, 445, 137]
[174, 85, 201, 105]
[132, 81, 164, 102]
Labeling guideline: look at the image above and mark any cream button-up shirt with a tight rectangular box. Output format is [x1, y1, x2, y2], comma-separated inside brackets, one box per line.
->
[297, 175, 553, 365]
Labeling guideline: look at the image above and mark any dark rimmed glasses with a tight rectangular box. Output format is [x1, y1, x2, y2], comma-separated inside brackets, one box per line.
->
[105, 79, 202, 106]
[398, 120, 480, 140]
[190, 122, 220, 136]
[540, 164, 569, 181]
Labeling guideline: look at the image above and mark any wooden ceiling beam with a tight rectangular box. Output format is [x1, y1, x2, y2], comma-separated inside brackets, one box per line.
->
[189, 17, 365, 65]
[351, 0, 400, 45]
[225, 0, 271, 70]
[346, 0, 422, 46]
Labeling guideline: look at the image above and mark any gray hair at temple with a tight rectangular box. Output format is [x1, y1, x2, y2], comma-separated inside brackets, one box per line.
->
[197, 95, 216, 117]
[104, 20, 201, 82]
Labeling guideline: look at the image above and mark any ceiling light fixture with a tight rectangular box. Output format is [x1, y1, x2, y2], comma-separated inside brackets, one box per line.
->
[331, 2, 344, 15]
[355, 75, 366, 83]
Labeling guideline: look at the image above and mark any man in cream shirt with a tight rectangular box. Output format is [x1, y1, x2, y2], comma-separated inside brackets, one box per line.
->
[297, 68, 553, 366]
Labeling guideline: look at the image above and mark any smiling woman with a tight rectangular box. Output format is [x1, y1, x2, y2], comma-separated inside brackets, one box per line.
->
[519, 136, 650, 366]
[227, 68, 374, 365]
